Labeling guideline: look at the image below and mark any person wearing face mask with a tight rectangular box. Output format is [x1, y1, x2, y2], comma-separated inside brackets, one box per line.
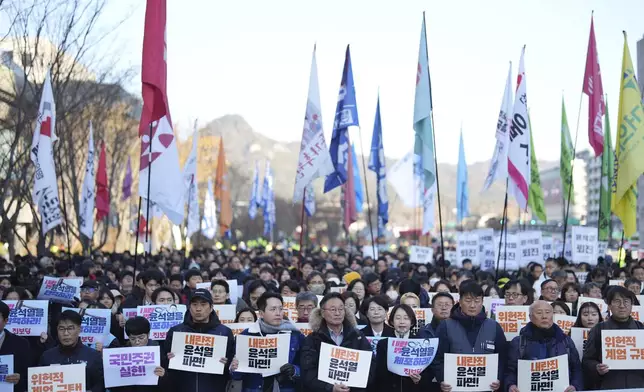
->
[361, 295, 395, 338]
[384, 281, 399, 302]
[307, 271, 326, 296]
[504, 301, 582, 392]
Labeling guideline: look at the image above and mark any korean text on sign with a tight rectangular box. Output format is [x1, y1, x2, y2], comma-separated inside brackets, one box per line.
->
[226, 323, 254, 336]
[444, 354, 498, 392]
[570, 328, 590, 358]
[28, 363, 85, 392]
[553, 315, 576, 335]
[386, 338, 438, 376]
[0, 354, 13, 392]
[496, 306, 528, 339]
[37, 277, 80, 304]
[317, 343, 372, 388]
[601, 330, 644, 370]
[103, 346, 160, 388]
[62, 307, 111, 347]
[518, 354, 569, 392]
[169, 332, 227, 375]
[137, 304, 186, 340]
[235, 334, 289, 377]
[5, 300, 48, 336]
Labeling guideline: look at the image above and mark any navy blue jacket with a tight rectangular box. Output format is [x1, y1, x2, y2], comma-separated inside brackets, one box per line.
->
[505, 322, 583, 392]
[164, 311, 234, 392]
[39, 339, 104, 392]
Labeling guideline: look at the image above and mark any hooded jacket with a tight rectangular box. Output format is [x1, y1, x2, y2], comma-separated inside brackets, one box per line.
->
[164, 311, 234, 392]
[300, 308, 376, 392]
[39, 339, 104, 392]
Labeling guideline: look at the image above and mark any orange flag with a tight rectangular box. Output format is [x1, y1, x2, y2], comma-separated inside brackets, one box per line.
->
[216, 137, 232, 236]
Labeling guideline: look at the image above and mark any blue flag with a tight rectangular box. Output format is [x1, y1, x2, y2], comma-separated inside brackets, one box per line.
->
[262, 160, 275, 236]
[368, 96, 389, 236]
[351, 143, 363, 213]
[456, 129, 469, 223]
[324, 45, 359, 193]
[249, 161, 260, 220]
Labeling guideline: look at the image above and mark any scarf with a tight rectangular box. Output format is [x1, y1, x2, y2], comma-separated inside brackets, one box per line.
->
[258, 318, 299, 335]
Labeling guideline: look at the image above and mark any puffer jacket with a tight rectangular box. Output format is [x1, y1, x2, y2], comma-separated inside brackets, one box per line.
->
[301, 308, 376, 392]
[164, 311, 234, 392]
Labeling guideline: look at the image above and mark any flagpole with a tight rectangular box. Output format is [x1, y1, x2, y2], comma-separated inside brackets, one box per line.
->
[495, 179, 509, 280]
[299, 191, 306, 252]
[562, 91, 585, 257]
[618, 229, 625, 261]
[57, 169, 72, 255]
[133, 196, 142, 269]
[356, 126, 377, 258]
[144, 122, 153, 255]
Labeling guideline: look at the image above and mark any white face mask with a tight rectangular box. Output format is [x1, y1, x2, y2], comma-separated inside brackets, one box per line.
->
[386, 290, 399, 301]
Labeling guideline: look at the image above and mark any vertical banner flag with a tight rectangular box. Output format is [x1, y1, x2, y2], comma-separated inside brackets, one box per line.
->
[31, 71, 62, 234]
[104, 346, 160, 388]
[601, 330, 644, 369]
[96, 141, 110, 221]
[368, 96, 388, 236]
[599, 103, 613, 241]
[325, 45, 359, 193]
[483, 63, 513, 192]
[169, 332, 228, 374]
[201, 178, 217, 239]
[37, 277, 80, 304]
[304, 183, 315, 216]
[560, 99, 575, 204]
[351, 143, 364, 213]
[122, 156, 132, 200]
[137, 304, 186, 340]
[249, 161, 260, 220]
[456, 129, 469, 223]
[444, 354, 498, 392]
[262, 160, 276, 236]
[183, 126, 199, 237]
[215, 138, 232, 236]
[611, 33, 644, 238]
[294, 45, 333, 203]
[508, 47, 531, 210]
[528, 118, 546, 223]
[317, 342, 372, 388]
[139, 0, 184, 225]
[235, 334, 290, 376]
[29, 364, 85, 392]
[414, 16, 437, 235]
[5, 300, 49, 336]
[518, 354, 569, 392]
[386, 338, 439, 376]
[583, 15, 605, 157]
[79, 121, 96, 239]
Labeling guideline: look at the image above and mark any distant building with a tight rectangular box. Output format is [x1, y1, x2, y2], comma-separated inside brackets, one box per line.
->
[538, 158, 586, 224]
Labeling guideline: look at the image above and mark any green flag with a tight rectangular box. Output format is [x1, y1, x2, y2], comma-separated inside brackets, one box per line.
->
[528, 115, 547, 223]
[560, 99, 575, 204]
[599, 103, 614, 241]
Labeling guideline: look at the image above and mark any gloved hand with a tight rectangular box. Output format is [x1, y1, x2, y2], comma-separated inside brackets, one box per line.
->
[280, 363, 296, 379]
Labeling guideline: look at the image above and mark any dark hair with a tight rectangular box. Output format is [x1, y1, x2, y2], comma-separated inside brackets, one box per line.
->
[504, 280, 530, 296]
[169, 274, 183, 283]
[459, 280, 483, 298]
[606, 286, 637, 304]
[306, 271, 324, 285]
[320, 292, 344, 308]
[142, 270, 165, 285]
[431, 279, 454, 293]
[257, 292, 283, 312]
[184, 269, 202, 282]
[348, 279, 366, 292]
[361, 294, 389, 314]
[462, 258, 473, 266]
[388, 304, 417, 327]
[573, 302, 604, 328]
[125, 316, 151, 336]
[247, 280, 269, 296]
[119, 271, 134, 281]
[58, 310, 82, 327]
[625, 278, 641, 288]
[551, 301, 571, 316]
[99, 288, 115, 303]
[234, 308, 258, 322]
[0, 301, 9, 320]
[530, 263, 543, 272]
[279, 280, 300, 295]
[559, 283, 581, 302]
[582, 282, 602, 295]
[540, 279, 557, 289]
[151, 287, 175, 303]
[2, 287, 29, 300]
[484, 285, 503, 298]
[211, 279, 229, 293]
[431, 292, 455, 306]
[259, 266, 275, 276]
[341, 291, 361, 311]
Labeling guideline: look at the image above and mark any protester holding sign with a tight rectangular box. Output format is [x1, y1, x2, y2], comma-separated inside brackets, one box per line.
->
[432, 281, 506, 392]
[301, 292, 375, 392]
[39, 310, 104, 392]
[504, 300, 582, 392]
[0, 301, 30, 392]
[165, 289, 234, 392]
[211, 279, 249, 312]
[582, 286, 644, 389]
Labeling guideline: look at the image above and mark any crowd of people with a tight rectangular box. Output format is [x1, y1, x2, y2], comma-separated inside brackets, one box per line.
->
[0, 245, 642, 392]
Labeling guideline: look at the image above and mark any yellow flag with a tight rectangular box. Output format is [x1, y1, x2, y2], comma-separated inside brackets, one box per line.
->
[611, 33, 644, 238]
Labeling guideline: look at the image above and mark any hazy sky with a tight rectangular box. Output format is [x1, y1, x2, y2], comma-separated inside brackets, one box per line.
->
[103, 0, 644, 165]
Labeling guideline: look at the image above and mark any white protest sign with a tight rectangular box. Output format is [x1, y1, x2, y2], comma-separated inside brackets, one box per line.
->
[572, 226, 598, 265]
[5, 300, 48, 336]
[104, 346, 160, 388]
[212, 305, 236, 324]
[483, 297, 505, 319]
[518, 231, 543, 268]
[475, 229, 496, 271]
[366, 336, 385, 355]
[227, 323, 254, 336]
[597, 241, 608, 259]
[445, 251, 458, 264]
[62, 307, 111, 347]
[570, 327, 590, 358]
[410, 246, 434, 264]
[542, 237, 554, 261]
[29, 364, 85, 392]
[601, 330, 644, 369]
[137, 304, 186, 340]
[412, 308, 433, 335]
[553, 314, 576, 335]
[518, 354, 569, 392]
[444, 353, 498, 392]
[235, 334, 290, 376]
[386, 338, 438, 376]
[577, 296, 608, 318]
[318, 343, 372, 388]
[197, 279, 239, 304]
[575, 272, 589, 285]
[122, 308, 138, 340]
[457, 232, 479, 268]
[363, 246, 378, 260]
[496, 306, 529, 339]
[169, 332, 228, 374]
[294, 323, 313, 337]
[495, 234, 520, 271]
[631, 306, 644, 321]
[37, 277, 80, 304]
[0, 355, 13, 392]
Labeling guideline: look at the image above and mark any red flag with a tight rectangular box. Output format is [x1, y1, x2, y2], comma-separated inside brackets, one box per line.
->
[343, 144, 357, 231]
[139, 0, 170, 134]
[96, 142, 110, 220]
[582, 15, 605, 157]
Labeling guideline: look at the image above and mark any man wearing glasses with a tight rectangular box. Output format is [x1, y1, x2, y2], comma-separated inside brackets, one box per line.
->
[583, 286, 644, 389]
[295, 291, 318, 323]
[39, 310, 104, 392]
[80, 280, 100, 303]
[503, 279, 531, 306]
[419, 292, 454, 338]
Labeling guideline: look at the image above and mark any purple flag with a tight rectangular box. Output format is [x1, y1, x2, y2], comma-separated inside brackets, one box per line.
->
[122, 157, 132, 200]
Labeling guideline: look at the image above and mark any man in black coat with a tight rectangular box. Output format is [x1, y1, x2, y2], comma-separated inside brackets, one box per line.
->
[0, 301, 31, 392]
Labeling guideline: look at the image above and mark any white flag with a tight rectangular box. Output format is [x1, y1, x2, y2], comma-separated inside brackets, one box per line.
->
[78, 121, 96, 239]
[30, 71, 62, 234]
[201, 178, 217, 239]
[304, 183, 315, 216]
[293, 46, 333, 203]
[387, 151, 420, 208]
[183, 126, 199, 237]
[508, 47, 531, 209]
[482, 63, 513, 192]
[139, 115, 185, 225]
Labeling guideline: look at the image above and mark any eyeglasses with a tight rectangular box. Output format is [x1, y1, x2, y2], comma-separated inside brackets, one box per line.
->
[505, 292, 524, 299]
[433, 302, 452, 309]
[129, 335, 148, 344]
[297, 305, 315, 312]
[57, 326, 77, 334]
[323, 307, 345, 314]
[611, 299, 632, 307]
[543, 287, 560, 293]
[212, 289, 227, 295]
[81, 288, 96, 293]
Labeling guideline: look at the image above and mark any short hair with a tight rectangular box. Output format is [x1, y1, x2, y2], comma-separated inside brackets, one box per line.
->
[361, 294, 389, 314]
[234, 308, 258, 322]
[0, 301, 9, 320]
[58, 310, 82, 327]
[211, 279, 230, 293]
[341, 291, 361, 310]
[119, 271, 134, 281]
[280, 280, 300, 295]
[247, 280, 269, 295]
[257, 292, 283, 311]
[431, 292, 455, 306]
[142, 270, 165, 285]
[151, 287, 175, 303]
[459, 280, 483, 298]
[184, 269, 202, 282]
[574, 302, 604, 328]
[606, 286, 637, 304]
[559, 283, 581, 301]
[530, 263, 543, 272]
[504, 279, 530, 296]
[169, 274, 183, 283]
[125, 316, 151, 336]
[306, 271, 324, 285]
[582, 282, 602, 295]
[625, 278, 641, 288]
[295, 291, 318, 307]
[259, 266, 274, 276]
[431, 279, 454, 293]
[462, 259, 473, 265]
[347, 279, 366, 291]
[319, 292, 344, 308]
[550, 301, 571, 316]
[400, 292, 420, 306]
[540, 279, 557, 289]
[388, 304, 417, 327]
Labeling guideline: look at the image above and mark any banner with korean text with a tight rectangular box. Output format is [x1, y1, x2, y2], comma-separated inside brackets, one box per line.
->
[410, 246, 434, 264]
[235, 334, 289, 376]
[137, 304, 186, 340]
[0, 355, 13, 392]
[570, 328, 590, 358]
[212, 305, 236, 324]
[484, 298, 505, 319]
[386, 338, 438, 376]
[29, 364, 85, 392]
[366, 337, 384, 355]
[104, 346, 159, 387]
[62, 307, 111, 347]
[601, 330, 644, 369]
[169, 332, 228, 374]
[496, 306, 528, 339]
[294, 323, 313, 337]
[227, 323, 254, 336]
[5, 300, 48, 336]
[444, 354, 498, 392]
[37, 277, 80, 304]
[553, 315, 576, 335]
[318, 343, 372, 388]
[518, 354, 569, 392]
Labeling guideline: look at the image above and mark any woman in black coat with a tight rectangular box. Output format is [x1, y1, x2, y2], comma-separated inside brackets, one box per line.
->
[361, 295, 395, 337]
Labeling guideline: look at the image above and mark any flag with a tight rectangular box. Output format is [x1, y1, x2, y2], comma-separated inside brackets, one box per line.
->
[599, 102, 614, 241]
[262, 160, 275, 236]
[324, 45, 359, 193]
[482, 63, 513, 192]
[201, 178, 217, 240]
[78, 122, 96, 239]
[138, 0, 184, 225]
[560, 98, 575, 204]
[388, 151, 416, 208]
[122, 157, 132, 200]
[294, 45, 333, 202]
[304, 183, 315, 217]
[508, 46, 531, 210]
[351, 143, 363, 213]
[583, 15, 605, 157]
[183, 126, 199, 237]
[368, 96, 388, 236]
[215, 137, 232, 236]
[249, 161, 260, 220]
[456, 128, 469, 223]
[96, 141, 110, 221]
[30, 70, 62, 234]
[611, 33, 644, 238]
[528, 115, 546, 223]
[342, 141, 358, 231]
[414, 16, 437, 234]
